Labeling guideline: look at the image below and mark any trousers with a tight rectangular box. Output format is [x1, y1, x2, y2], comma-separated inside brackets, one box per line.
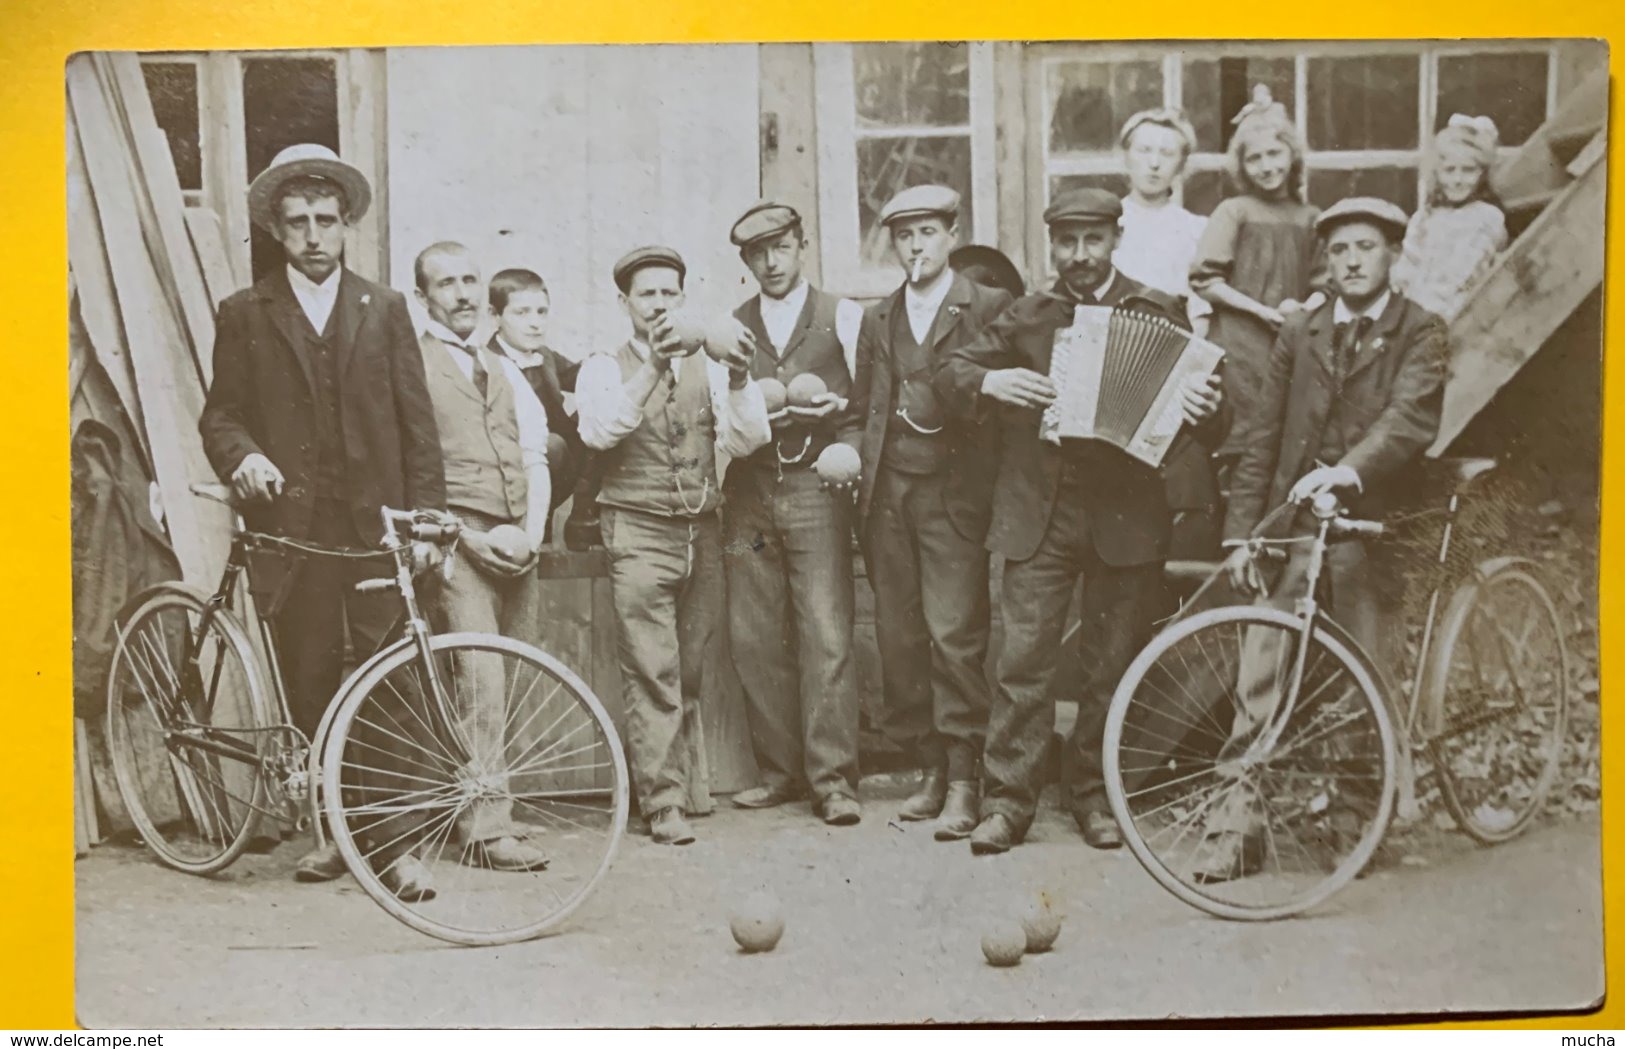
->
[861, 466, 991, 781]
[722, 466, 860, 801]
[602, 505, 720, 817]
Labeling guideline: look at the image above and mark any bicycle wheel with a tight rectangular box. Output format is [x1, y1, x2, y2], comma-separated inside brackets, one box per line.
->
[323, 632, 629, 946]
[1104, 606, 1398, 921]
[104, 586, 274, 874]
[1426, 559, 1569, 844]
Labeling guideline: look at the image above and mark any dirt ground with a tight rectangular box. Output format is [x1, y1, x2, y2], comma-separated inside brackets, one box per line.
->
[76, 775, 1603, 1029]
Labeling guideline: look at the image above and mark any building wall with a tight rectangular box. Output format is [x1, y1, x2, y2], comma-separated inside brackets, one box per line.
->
[385, 44, 761, 359]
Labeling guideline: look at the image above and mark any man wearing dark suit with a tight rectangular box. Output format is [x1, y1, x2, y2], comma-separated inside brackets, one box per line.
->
[1201, 197, 1448, 881]
[849, 185, 1012, 839]
[935, 188, 1223, 854]
[198, 144, 446, 897]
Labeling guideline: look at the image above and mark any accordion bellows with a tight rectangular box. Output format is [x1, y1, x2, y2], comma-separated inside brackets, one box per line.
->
[1040, 305, 1225, 467]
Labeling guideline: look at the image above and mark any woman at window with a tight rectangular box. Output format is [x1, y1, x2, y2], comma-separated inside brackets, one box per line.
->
[1112, 107, 1211, 337]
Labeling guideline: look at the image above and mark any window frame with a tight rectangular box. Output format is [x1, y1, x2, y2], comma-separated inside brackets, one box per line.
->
[814, 41, 998, 299]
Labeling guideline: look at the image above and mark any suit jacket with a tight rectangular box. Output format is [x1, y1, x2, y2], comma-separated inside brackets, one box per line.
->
[1223, 293, 1447, 542]
[199, 267, 446, 595]
[488, 336, 586, 512]
[935, 272, 1208, 566]
[850, 273, 1012, 540]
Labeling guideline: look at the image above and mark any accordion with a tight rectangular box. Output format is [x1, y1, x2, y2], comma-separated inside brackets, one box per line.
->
[1040, 305, 1225, 468]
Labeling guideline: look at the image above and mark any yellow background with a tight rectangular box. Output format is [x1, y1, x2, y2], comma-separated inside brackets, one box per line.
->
[3, 0, 1616, 1030]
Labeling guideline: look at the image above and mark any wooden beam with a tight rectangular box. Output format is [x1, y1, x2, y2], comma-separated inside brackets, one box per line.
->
[1431, 150, 1607, 454]
[184, 207, 238, 309]
[1490, 64, 1608, 210]
[758, 44, 822, 289]
[992, 41, 1029, 277]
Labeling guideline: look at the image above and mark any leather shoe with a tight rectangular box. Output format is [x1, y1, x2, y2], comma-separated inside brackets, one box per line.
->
[294, 842, 347, 882]
[933, 781, 980, 841]
[1075, 807, 1123, 850]
[969, 813, 1019, 854]
[732, 783, 804, 809]
[469, 835, 550, 871]
[818, 793, 862, 826]
[649, 807, 696, 845]
[898, 768, 948, 821]
[378, 854, 437, 902]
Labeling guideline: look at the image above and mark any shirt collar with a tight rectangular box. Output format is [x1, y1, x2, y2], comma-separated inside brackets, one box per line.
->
[286, 263, 341, 297]
[761, 279, 810, 316]
[425, 318, 482, 352]
[904, 267, 954, 313]
[1333, 290, 1391, 326]
[1092, 268, 1117, 301]
[495, 334, 548, 368]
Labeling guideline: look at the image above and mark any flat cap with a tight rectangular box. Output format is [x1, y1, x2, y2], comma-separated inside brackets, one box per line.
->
[613, 245, 686, 292]
[878, 184, 961, 227]
[1042, 187, 1122, 227]
[1314, 196, 1409, 239]
[729, 201, 802, 248]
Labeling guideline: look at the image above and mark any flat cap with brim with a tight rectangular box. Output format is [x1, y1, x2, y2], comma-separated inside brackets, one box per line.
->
[613, 245, 686, 292]
[729, 202, 802, 248]
[1315, 196, 1409, 239]
[247, 143, 372, 232]
[878, 184, 961, 227]
[1042, 187, 1123, 227]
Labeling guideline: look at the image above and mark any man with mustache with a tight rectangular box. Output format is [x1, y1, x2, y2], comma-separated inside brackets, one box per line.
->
[198, 144, 445, 897]
[935, 188, 1224, 854]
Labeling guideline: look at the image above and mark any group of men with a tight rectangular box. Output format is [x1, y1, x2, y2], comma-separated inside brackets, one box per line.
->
[199, 121, 1445, 897]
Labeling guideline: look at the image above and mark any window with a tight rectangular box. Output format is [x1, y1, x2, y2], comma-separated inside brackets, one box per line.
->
[139, 59, 203, 203]
[815, 42, 997, 297]
[1047, 59, 1163, 154]
[1436, 51, 1551, 146]
[1306, 55, 1421, 151]
[1181, 56, 1294, 153]
[242, 56, 341, 281]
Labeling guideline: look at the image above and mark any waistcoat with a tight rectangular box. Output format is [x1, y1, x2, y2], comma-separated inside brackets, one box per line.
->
[596, 344, 720, 518]
[419, 334, 528, 521]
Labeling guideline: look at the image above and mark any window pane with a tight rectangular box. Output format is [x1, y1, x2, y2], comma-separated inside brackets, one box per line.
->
[242, 57, 340, 281]
[857, 136, 974, 269]
[1181, 56, 1295, 154]
[1306, 55, 1420, 151]
[1048, 59, 1163, 155]
[1307, 166, 1419, 214]
[140, 61, 202, 192]
[853, 43, 970, 130]
[1436, 51, 1549, 147]
[1181, 169, 1228, 217]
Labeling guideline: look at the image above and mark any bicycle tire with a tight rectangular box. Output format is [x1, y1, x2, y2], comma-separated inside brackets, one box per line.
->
[322, 632, 630, 946]
[1426, 559, 1569, 844]
[1103, 605, 1398, 921]
[104, 585, 274, 874]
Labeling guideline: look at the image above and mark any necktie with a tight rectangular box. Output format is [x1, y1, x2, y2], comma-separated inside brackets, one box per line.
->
[461, 344, 489, 399]
[1333, 316, 1372, 387]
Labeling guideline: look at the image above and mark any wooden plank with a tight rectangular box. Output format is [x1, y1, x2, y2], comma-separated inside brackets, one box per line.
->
[589, 575, 625, 749]
[67, 55, 231, 585]
[104, 53, 216, 390]
[1431, 152, 1608, 454]
[184, 207, 240, 308]
[1489, 64, 1608, 209]
[992, 41, 1030, 271]
[74, 717, 98, 856]
[757, 44, 821, 287]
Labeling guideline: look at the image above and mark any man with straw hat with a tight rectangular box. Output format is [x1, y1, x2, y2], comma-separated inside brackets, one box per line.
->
[199, 143, 447, 900]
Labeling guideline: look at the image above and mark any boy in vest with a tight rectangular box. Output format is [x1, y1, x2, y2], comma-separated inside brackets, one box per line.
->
[576, 246, 771, 844]
[722, 202, 868, 826]
[1201, 197, 1447, 882]
[487, 268, 588, 543]
[414, 242, 552, 873]
[848, 186, 1013, 840]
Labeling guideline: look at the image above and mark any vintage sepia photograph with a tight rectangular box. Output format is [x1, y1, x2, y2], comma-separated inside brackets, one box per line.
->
[69, 38, 1606, 1027]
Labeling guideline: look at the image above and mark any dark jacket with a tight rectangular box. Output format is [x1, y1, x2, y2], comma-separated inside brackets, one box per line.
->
[850, 273, 1012, 541]
[1223, 292, 1447, 541]
[935, 272, 1219, 566]
[489, 336, 586, 515]
[199, 267, 446, 594]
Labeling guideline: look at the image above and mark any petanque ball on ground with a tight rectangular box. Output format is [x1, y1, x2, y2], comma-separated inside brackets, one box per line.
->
[981, 925, 1026, 967]
[1021, 897, 1063, 953]
[786, 372, 828, 407]
[757, 378, 788, 414]
[485, 523, 531, 562]
[729, 891, 785, 953]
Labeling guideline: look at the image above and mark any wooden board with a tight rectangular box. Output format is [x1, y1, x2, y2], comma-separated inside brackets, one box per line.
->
[184, 207, 241, 309]
[74, 717, 98, 856]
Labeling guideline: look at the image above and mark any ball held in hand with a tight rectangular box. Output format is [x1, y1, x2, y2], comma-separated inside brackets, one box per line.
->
[729, 891, 785, 953]
[786, 372, 829, 407]
[813, 443, 861, 486]
[486, 523, 532, 563]
[757, 378, 788, 415]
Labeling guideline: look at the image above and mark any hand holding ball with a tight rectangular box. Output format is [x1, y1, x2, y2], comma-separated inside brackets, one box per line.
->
[485, 523, 533, 564]
[813, 443, 861, 488]
[786, 372, 828, 408]
[729, 891, 785, 953]
[757, 378, 788, 416]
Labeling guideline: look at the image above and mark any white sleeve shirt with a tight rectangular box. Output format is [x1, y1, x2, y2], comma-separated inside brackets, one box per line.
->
[424, 320, 550, 471]
[576, 341, 771, 459]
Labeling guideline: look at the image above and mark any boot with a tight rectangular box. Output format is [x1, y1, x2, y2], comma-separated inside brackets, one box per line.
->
[933, 781, 980, 841]
[898, 767, 948, 821]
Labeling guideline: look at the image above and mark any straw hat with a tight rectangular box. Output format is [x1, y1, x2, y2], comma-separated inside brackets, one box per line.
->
[247, 143, 372, 232]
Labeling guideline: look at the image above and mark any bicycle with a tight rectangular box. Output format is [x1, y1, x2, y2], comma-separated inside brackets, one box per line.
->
[103, 483, 630, 945]
[1102, 457, 1569, 920]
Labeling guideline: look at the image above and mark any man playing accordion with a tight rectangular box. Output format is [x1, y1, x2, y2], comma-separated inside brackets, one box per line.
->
[935, 187, 1226, 854]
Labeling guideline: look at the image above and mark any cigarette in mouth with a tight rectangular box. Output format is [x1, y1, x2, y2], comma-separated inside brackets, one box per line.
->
[911, 257, 923, 283]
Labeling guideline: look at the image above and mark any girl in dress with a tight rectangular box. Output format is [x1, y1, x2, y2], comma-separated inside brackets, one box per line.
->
[1190, 85, 1324, 453]
[1113, 107, 1211, 336]
[1392, 115, 1508, 320]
